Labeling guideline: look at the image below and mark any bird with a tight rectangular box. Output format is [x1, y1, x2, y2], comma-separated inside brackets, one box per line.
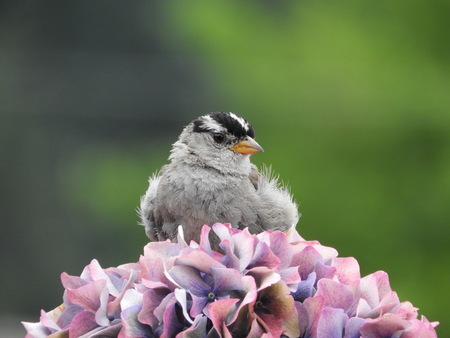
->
[139, 112, 299, 247]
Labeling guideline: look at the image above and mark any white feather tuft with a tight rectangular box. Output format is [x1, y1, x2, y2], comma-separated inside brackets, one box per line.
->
[229, 112, 250, 131]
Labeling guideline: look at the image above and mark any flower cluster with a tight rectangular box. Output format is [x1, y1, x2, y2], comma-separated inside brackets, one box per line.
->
[23, 224, 438, 337]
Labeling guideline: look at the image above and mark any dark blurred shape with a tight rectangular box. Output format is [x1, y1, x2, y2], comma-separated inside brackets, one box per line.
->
[0, 0, 221, 325]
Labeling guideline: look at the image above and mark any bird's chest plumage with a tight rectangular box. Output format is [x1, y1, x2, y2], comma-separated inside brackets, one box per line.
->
[157, 164, 257, 226]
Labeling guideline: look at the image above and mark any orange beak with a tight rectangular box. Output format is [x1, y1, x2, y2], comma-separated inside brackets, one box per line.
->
[230, 137, 264, 155]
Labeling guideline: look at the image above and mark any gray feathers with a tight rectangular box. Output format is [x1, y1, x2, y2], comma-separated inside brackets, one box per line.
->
[139, 112, 299, 245]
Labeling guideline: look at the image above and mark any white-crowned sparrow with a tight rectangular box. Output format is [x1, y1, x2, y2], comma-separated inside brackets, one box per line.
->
[139, 112, 299, 246]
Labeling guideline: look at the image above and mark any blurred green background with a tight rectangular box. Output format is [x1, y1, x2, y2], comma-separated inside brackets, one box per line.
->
[1, 1, 448, 336]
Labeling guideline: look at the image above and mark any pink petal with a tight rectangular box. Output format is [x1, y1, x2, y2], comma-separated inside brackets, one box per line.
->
[208, 298, 240, 335]
[315, 262, 337, 281]
[246, 267, 281, 291]
[316, 279, 355, 313]
[248, 241, 281, 270]
[226, 276, 258, 326]
[69, 310, 98, 337]
[359, 313, 409, 337]
[291, 246, 323, 280]
[401, 316, 438, 338]
[212, 223, 234, 242]
[66, 279, 107, 312]
[39, 309, 61, 331]
[359, 271, 392, 309]
[257, 230, 293, 268]
[231, 230, 257, 271]
[198, 225, 212, 254]
[300, 295, 326, 336]
[332, 257, 361, 285]
[60, 272, 88, 290]
[279, 266, 301, 287]
[397, 301, 419, 320]
[174, 250, 225, 274]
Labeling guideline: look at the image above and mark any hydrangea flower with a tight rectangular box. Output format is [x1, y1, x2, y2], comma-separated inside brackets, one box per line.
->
[23, 223, 439, 337]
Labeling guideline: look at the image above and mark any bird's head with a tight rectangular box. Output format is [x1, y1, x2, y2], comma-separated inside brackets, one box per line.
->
[170, 112, 264, 175]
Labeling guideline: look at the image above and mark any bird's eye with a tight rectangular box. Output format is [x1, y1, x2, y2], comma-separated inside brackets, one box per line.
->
[212, 133, 225, 143]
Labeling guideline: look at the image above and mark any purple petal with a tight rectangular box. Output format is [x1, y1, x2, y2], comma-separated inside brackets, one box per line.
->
[219, 239, 241, 271]
[168, 265, 210, 296]
[317, 307, 348, 338]
[162, 302, 188, 338]
[177, 314, 209, 337]
[291, 272, 316, 302]
[344, 317, 365, 338]
[119, 304, 151, 338]
[211, 267, 243, 294]
[107, 269, 139, 319]
[138, 288, 170, 328]
[57, 304, 83, 329]
[153, 292, 177, 323]
[190, 294, 210, 318]
[87, 322, 122, 337]
[316, 279, 355, 313]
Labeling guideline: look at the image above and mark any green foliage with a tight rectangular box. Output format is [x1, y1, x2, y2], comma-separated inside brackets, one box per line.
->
[164, 0, 449, 334]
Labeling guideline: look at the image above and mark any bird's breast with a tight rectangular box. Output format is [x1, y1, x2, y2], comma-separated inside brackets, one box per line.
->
[161, 165, 257, 225]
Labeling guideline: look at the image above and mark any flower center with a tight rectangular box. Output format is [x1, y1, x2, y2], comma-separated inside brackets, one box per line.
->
[208, 292, 216, 300]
